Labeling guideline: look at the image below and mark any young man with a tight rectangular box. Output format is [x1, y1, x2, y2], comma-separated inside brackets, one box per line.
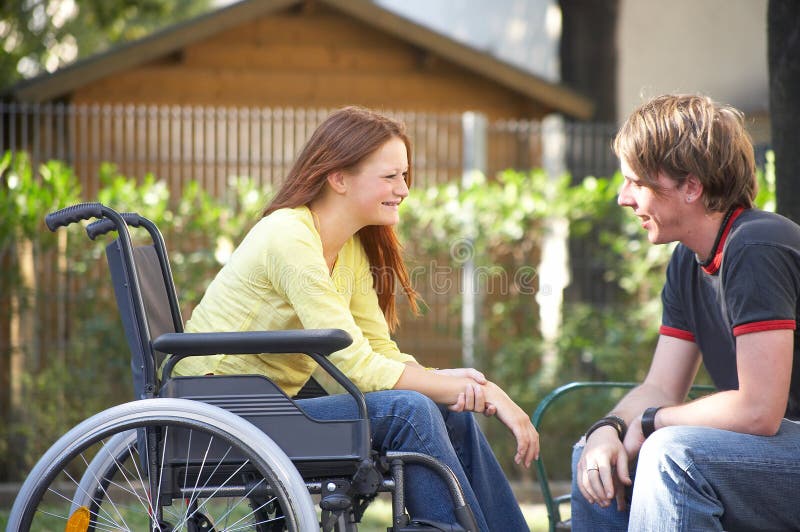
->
[571, 94, 800, 531]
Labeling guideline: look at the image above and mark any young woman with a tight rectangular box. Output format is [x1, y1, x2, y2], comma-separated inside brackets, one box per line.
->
[174, 106, 538, 530]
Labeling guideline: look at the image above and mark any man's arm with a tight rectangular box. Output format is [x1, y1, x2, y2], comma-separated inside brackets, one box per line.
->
[578, 334, 700, 509]
[649, 329, 793, 436]
[610, 335, 703, 424]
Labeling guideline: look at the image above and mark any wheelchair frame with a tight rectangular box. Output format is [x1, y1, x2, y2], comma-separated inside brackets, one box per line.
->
[7, 202, 479, 532]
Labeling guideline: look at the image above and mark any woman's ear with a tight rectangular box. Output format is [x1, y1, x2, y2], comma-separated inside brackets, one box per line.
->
[326, 171, 347, 194]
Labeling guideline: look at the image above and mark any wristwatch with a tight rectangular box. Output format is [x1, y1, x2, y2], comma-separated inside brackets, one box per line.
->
[641, 406, 663, 438]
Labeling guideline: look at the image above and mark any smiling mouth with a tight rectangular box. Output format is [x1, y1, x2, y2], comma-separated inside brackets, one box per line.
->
[382, 201, 401, 207]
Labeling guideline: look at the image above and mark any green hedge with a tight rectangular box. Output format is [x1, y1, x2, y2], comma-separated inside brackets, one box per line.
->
[0, 151, 775, 483]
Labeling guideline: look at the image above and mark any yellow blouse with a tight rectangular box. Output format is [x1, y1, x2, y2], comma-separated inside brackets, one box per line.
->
[173, 206, 417, 396]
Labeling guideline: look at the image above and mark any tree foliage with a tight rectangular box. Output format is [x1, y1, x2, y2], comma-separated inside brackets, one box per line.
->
[0, 0, 211, 89]
[0, 153, 264, 480]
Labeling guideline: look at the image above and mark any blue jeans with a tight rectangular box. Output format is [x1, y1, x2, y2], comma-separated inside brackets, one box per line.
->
[297, 390, 528, 531]
[571, 419, 800, 531]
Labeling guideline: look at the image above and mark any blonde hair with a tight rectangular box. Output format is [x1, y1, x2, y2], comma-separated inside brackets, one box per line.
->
[613, 94, 757, 212]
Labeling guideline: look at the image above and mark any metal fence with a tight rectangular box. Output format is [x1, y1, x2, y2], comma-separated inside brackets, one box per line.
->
[0, 102, 619, 192]
[0, 101, 620, 368]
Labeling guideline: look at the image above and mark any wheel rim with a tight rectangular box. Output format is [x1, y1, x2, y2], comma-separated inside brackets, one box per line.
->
[9, 399, 317, 532]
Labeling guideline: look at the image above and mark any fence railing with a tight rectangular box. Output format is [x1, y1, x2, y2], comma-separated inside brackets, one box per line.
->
[0, 100, 624, 365]
[0, 102, 619, 191]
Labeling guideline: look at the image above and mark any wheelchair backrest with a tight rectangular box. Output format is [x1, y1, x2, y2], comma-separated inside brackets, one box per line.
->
[105, 223, 182, 399]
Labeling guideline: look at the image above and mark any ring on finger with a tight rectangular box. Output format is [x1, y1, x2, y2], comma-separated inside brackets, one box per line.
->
[586, 464, 600, 472]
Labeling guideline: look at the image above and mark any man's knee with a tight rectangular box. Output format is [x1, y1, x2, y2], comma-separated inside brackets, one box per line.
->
[571, 440, 585, 475]
[638, 426, 697, 477]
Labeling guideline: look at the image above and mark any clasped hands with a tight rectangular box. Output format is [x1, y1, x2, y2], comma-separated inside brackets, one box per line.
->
[577, 412, 647, 510]
[435, 367, 540, 467]
[433, 367, 497, 416]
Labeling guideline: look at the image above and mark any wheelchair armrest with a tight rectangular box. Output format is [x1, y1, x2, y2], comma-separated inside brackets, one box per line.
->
[152, 329, 352, 356]
[154, 329, 371, 433]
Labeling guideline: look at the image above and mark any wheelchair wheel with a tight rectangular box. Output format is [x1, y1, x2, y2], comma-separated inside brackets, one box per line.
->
[7, 398, 318, 532]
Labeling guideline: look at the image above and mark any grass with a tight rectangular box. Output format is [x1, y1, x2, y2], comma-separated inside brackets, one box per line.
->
[358, 498, 553, 531]
[0, 498, 555, 531]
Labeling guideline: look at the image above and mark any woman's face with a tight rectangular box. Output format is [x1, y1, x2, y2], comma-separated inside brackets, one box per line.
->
[343, 137, 409, 227]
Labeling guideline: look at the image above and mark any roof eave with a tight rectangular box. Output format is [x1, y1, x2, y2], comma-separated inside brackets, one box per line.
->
[5, 0, 595, 119]
[6, 0, 298, 103]
[322, 0, 595, 119]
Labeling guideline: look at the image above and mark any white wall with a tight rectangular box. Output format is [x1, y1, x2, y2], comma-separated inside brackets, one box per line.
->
[374, 0, 770, 139]
[374, 0, 561, 82]
[617, 0, 769, 136]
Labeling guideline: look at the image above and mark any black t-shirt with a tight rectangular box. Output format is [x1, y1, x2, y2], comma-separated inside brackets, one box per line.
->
[661, 208, 800, 418]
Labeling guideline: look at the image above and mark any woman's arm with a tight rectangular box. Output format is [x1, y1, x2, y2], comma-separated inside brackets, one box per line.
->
[394, 364, 539, 467]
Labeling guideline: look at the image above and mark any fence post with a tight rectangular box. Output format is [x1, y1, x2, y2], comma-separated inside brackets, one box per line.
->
[461, 112, 487, 369]
[538, 114, 570, 384]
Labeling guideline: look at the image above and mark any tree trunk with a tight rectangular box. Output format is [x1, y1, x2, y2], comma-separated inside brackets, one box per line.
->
[10, 239, 34, 415]
[0, 247, 11, 479]
[769, 0, 800, 222]
[559, 0, 619, 123]
[560, 0, 621, 309]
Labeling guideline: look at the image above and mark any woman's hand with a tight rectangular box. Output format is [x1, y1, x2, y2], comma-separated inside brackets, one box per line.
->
[483, 382, 540, 467]
[577, 426, 633, 510]
[434, 368, 497, 416]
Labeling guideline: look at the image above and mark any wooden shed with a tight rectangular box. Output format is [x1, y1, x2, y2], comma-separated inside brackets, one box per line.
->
[5, 0, 592, 119]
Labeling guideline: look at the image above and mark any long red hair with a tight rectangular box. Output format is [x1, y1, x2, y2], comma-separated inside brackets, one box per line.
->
[264, 106, 419, 330]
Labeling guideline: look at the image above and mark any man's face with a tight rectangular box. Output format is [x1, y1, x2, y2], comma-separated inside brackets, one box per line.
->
[617, 159, 688, 245]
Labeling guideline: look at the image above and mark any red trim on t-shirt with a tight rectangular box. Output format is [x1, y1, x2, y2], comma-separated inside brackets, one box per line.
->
[702, 207, 745, 275]
[732, 319, 797, 336]
[659, 325, 696, 342]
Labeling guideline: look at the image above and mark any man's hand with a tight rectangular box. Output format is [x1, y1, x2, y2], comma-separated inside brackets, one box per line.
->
[577, 426, 633, 510]
[622, 413, 646, 459]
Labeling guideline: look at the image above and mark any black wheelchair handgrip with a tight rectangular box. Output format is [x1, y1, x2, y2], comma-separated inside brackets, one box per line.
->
[153, 329, 353, 357]
[86, 212, 143, 240]
[45, 202, 104, 231]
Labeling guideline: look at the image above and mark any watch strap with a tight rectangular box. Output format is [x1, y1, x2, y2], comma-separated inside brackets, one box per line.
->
[641, 406, 663, 438]
[585, 414, 628, 441]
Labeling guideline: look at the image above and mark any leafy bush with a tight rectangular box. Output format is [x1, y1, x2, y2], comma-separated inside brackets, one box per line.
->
[0, 151, 776, 483]
[0, 153, 266, 479]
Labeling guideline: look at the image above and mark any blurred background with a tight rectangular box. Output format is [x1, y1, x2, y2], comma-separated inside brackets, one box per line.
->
[1, 1, 794, 526]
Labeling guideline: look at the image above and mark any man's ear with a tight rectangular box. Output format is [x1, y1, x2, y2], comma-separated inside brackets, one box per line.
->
[685, 175, 703, 203]
[326, 171, 347, 194]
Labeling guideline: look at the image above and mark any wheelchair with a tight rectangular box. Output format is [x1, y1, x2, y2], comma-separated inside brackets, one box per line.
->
[7, 203, 479, 532]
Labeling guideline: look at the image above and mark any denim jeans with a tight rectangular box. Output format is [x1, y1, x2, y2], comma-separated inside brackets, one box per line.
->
[570, 419, 800, 531]
[297, 390, 528, 531]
